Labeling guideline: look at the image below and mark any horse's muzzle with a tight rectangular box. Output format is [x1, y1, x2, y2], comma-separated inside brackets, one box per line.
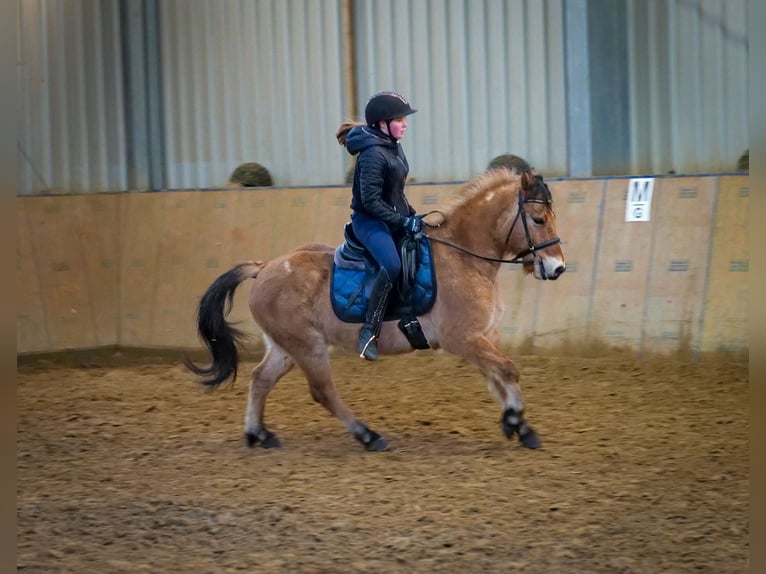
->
[539, 260, 566, 280]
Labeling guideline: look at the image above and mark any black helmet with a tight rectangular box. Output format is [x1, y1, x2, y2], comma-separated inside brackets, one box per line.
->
[364, 91, 417, 126]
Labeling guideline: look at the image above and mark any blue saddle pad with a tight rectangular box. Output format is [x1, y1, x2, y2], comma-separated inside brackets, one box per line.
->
[331, 235, 437, 324]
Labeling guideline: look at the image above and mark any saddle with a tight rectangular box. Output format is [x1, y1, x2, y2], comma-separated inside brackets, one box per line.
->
[330, 223, 436, 349]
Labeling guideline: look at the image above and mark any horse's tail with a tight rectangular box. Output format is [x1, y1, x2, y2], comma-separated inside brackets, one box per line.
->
[184, 261, 264, 389]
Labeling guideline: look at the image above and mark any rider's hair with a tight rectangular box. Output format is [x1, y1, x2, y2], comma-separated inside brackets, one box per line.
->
[336, 120, 364, 146]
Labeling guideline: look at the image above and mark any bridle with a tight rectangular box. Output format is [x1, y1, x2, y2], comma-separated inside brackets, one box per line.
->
[423, 190, 561, 265]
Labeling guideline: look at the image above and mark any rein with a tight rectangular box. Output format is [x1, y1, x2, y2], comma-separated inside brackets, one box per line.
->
[421, 191, 561, 265]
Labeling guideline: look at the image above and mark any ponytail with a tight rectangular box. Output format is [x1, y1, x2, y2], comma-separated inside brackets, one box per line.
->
[336, 120, 364, 146]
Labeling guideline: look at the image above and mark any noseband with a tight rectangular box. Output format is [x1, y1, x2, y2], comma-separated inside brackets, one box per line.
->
[425, 190, 561, 265]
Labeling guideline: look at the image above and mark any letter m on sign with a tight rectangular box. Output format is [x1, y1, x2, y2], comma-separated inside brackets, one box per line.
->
[625, 178, 654, 222]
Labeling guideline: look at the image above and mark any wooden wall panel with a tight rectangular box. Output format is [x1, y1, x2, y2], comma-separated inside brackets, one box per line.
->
[516, 179, 606, 351]
[313, 187, 352, 248]
[229, 188, 281, 262]
[589, 179, 655, 350]
[23, 196, 100, 350]
[700, 177, 749, 353]
[405, 183, 463, 214]
[197, 190, 281, 349]
[216, 189, 279, 347]
[640, 178, 718, 356]
[16, 200, 49, 352]
[497, 264, 539, 349]
[268, 188, 324, 257]
[145, 192, 202, 348]
[119, 193, 166, 347]
[77, 194, 121, 346]
[16, 176, 749, 358]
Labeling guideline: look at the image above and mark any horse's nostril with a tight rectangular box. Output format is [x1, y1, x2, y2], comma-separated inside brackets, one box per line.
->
[554, 265, 565, 279]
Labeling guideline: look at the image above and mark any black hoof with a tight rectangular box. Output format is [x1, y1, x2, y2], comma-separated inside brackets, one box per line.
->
[501, 420, 517, 440]
[500, 408, 541, 448]
[245, 429, 281, 449]
[366, 435, 388, 452]
[355, 429, 388, 452]
[500, 409, 521, 440]
[518, 426, 541, 449]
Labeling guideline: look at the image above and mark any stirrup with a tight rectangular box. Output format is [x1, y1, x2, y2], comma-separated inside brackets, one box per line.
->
[359, 334, 378, 361]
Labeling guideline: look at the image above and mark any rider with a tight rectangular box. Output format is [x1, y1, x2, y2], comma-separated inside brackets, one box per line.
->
[336, 91, 421, 361]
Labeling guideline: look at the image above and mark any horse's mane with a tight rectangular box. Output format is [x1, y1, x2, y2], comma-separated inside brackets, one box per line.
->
[443, 168, 524, 216]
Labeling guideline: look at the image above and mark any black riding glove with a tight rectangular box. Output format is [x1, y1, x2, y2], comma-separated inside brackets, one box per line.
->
[402, 216, 422, 234]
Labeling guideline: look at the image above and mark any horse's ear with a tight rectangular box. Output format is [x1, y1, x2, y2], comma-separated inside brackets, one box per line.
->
[520, 171, 533, 189]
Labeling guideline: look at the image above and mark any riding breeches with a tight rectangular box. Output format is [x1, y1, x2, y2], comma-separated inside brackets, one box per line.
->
[350, 211, 402, 283]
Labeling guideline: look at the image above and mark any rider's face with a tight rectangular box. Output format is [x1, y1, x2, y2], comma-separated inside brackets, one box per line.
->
[384, 117, 408, 140]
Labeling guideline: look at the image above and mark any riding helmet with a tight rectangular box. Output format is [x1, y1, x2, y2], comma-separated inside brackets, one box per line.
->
[364, 91, 417, 126]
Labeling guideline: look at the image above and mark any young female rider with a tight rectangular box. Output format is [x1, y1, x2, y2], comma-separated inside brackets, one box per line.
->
[336, 91, 421, 361]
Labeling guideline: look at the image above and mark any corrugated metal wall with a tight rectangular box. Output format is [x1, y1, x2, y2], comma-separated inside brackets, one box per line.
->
[18, 0, 128, 194]
[627, 0, 749, 175]
[353, 0, 568, 181]
[16, 0, 749, 195]
[156, 0, 568, 187]
[158, 0, 346, 188]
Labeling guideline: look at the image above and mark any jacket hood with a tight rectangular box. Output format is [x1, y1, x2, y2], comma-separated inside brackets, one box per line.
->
[345, 126, 397, 156]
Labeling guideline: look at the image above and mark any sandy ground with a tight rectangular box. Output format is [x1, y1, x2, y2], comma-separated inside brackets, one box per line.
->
[17, 349, 748, 573]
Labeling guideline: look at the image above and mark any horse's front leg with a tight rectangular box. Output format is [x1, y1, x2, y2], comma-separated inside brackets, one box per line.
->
[447, 334, 541, 449]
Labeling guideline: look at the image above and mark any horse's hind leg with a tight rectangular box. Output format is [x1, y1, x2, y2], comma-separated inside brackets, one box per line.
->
[244, 336, 295, 448]
[293, 344, 388, 452]
[449, 334, 541, 449]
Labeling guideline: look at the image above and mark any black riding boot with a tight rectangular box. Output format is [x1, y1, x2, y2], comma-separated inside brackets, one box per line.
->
[359, 268, 393, 361]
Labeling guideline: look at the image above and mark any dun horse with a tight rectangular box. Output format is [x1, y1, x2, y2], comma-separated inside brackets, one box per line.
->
[186, 168, 565, 451]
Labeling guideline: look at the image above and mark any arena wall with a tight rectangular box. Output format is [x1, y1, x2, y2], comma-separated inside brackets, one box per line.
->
[16, 175, 749, 358]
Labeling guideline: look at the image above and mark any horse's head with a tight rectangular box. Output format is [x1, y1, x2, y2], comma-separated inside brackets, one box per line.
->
[436, 168, 565, 279]
[510, 171, 566, 280]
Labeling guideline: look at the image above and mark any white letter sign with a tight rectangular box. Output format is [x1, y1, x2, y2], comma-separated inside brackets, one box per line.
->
[625, 178, 654, 222]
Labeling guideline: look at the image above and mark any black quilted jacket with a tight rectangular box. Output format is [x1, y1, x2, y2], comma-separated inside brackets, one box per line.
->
[345, 126, 415, 229]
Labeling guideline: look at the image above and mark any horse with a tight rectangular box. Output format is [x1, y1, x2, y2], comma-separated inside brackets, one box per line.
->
[185, 168, 566, 451]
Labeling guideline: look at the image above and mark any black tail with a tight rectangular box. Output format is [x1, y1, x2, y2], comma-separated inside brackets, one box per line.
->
[184, 262, 262, 388]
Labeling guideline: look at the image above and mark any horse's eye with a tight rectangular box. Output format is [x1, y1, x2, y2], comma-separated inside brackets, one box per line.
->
[532, 216, 545, 225]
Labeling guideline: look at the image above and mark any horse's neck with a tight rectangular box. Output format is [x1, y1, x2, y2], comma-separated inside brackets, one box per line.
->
[443, 188, 516, 259]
